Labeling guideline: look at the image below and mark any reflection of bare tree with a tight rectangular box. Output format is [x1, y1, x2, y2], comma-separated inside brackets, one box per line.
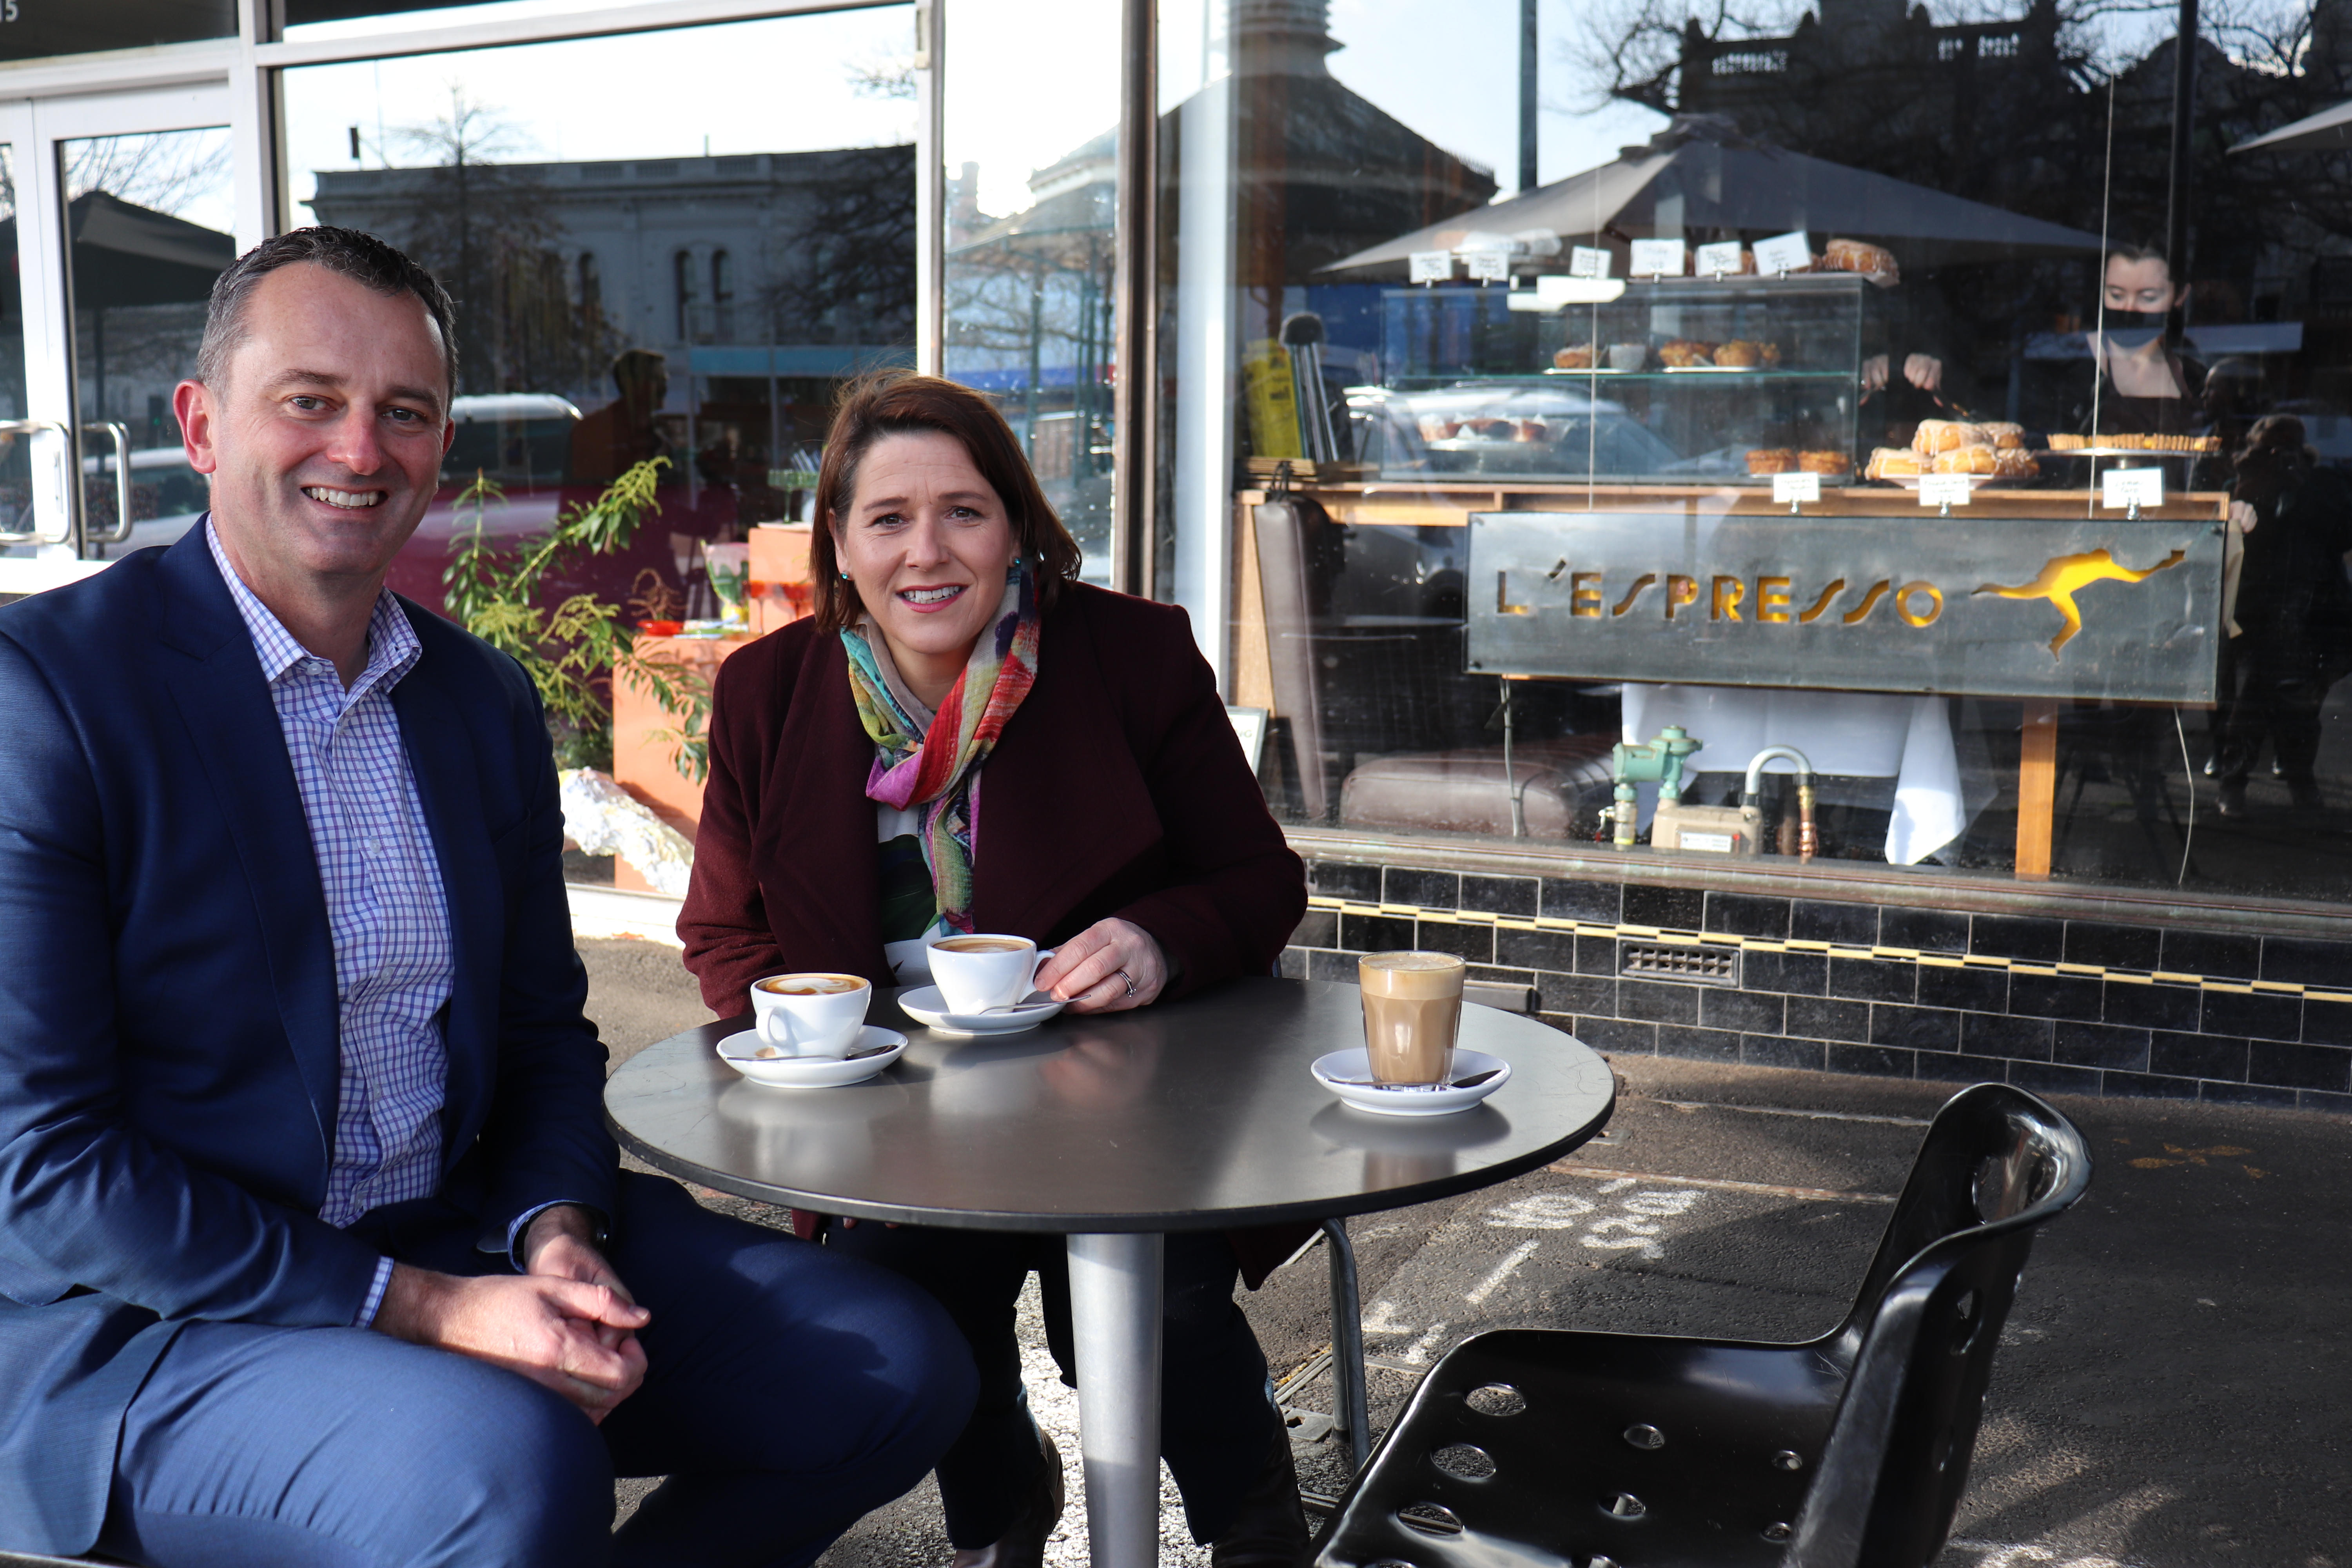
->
[0, 131, 234, 226]
[761, 143, 916, 350]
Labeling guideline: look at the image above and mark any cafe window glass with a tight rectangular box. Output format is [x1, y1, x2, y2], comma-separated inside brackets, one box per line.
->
[0, 1, 235, 62]
[279, 5, 917, 621]
[1157, 0, 2352, 908]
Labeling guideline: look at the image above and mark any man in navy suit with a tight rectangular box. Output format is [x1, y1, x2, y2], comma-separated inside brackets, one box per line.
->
[0, 228, 975, 1565]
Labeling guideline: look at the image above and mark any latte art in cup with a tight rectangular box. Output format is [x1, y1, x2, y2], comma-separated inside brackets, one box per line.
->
[1358, 951, 1466, 1087]
[925, 933, 1055, 1014]
[758, 974, 864, 995]
[933, 936, 1029, 954]
[750, 971, 872, 1057]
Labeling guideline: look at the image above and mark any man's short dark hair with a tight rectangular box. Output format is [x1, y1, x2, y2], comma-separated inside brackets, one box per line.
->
[196, 227, 459, 396]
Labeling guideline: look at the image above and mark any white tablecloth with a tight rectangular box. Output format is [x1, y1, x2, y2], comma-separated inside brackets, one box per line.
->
[1620, 685, 1967, 866]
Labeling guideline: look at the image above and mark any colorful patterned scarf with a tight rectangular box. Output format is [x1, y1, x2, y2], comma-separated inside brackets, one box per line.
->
[843, 562, 1041, 933]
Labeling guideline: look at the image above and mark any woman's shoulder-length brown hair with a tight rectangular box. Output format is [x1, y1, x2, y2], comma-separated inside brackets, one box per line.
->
[807, 369, 1084, 635]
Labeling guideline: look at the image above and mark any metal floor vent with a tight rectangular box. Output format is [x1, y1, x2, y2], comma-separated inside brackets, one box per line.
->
[1619, 942, 1742, 986]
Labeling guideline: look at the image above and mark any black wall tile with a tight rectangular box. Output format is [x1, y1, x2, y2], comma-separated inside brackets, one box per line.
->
[1338, 912, 1415, 953]
[1575, 936, 1620, 977]
[1574, 1016, 1655, 1053]
[1619, 980, 1702, 1024]
[1916, 1051, 1991, 1083]
[1291, 909, 1338, 949]
[1540, 878, 1620, 923]
[1416, 922, 1495, 965]
[2102, 980, 2200, 1033]
[2149, 1031, 2247, 1082]
[2299, 1089, 2352, 1115]
[1460, 875, 1539, 917]
[1658, 1025, 1743, 1063]
[2008, 1060, 2102, 1096]
[2247, 1041, 2351, 1093]
[2009, 972, 2105, 1022]
[1702, 988, 1786, 1034]
[1773, 951, 1829, 995]
[2162, 927, 2260, 981]
[1704, 891, 1791, 939]
[2304, 1001, 2352, 1048]
[1541, 975, 1618, 1017]
[1966, 1013, 2053, 1060]
[2203, 1080, 2299, 1110]
[1623, 884, 1704, 931]
[1971, 914, 2065, 962]
[1279, 947, 1309, 980]
[1744, 1035, 1826, 1071]
[1916, 962, 2009, 1013]
[1871, 1004, 1962, 1052]
[1791, 900, 1878, 945]
[2063, 921, 2164, 971]
[1469, 965, 1535, 985]
[1828, 958, 1917, 1004]
[1386, 868, 1461, 910]
[1494, 928, 1575, 973]
[1307, 949, 1358, 983]
[1880, 907, 1970, 954]
[2263, 935, 2352, 989]
[2103, 1071, 2201, 1101]
[1829, 1044, 1915, 1078]
[2053, 1021, 2151, 1072]
[1786, 996, 1872, 1042]
[1309, 860, 1382, 902]
[2202, 988, 2303, 1042]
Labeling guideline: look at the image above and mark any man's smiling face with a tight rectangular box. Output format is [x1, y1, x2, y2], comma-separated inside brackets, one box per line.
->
[181, 261, 454, 595]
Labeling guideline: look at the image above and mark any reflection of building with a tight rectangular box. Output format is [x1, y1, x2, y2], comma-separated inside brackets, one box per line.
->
[309, 146, 914, 414]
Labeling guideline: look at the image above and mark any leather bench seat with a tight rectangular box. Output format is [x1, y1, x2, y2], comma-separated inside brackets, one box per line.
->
[1338, 736, 1617, 839]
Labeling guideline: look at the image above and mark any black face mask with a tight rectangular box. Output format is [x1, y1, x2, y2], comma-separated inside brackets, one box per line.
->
[2107, 308, 2174, 329]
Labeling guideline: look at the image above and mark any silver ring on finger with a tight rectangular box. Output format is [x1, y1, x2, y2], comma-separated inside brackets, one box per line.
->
[1118, 968, 1138, 1000]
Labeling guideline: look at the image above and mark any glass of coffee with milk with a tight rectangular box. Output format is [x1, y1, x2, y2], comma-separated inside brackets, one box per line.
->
[1356, 951, 1466, 1087]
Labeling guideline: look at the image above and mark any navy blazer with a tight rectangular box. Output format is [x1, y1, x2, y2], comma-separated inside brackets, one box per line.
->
[0, 526, 615, 1554]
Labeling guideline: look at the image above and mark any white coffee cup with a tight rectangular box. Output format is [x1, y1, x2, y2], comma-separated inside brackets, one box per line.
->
[1608, 342, 1648, 372]
[750, 972, 872, 1057]
[926, 933, 1056, 1014]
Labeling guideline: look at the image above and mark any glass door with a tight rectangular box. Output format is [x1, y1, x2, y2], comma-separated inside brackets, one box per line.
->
[1, 85, 234, 563]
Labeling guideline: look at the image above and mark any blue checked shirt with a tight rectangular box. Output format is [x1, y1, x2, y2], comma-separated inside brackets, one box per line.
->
[209, 522, 452, 1325]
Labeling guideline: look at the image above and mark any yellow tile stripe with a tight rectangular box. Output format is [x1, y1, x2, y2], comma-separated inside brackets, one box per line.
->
[1300, 893, 2352, 1006]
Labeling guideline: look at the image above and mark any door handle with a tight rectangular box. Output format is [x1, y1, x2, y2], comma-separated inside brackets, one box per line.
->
[0, 419, 73, 546]
[85, 423, 134, 545]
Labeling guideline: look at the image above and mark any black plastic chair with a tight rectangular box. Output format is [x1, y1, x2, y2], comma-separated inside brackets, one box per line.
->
[1312, 1082, 2092, 1568]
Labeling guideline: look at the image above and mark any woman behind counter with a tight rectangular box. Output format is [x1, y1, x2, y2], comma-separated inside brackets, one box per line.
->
[681, 371, 1310, 1568]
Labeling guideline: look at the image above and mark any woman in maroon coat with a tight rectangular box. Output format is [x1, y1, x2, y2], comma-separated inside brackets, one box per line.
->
[681, 372, 1308, 1568]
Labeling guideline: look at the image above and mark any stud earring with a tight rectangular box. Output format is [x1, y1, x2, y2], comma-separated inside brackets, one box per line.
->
[840, 570, 853, 581]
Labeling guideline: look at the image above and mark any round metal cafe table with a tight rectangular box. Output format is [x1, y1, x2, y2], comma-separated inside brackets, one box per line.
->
[604, 976, 1616, 1568]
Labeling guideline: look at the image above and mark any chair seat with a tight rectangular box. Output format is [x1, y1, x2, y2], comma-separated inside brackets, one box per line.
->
[1339, 738, 1615, 838]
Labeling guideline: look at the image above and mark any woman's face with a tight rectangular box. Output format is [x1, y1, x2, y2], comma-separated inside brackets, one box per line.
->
[832, 430, 1020, 685]
[2104, 256, 2183, 319]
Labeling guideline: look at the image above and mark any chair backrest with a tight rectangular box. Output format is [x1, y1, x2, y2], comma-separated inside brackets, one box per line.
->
[1791, 1082, 2091, 1568]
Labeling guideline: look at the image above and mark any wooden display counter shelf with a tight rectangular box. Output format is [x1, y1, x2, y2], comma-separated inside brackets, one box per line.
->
[1238, 482, 2228, 530]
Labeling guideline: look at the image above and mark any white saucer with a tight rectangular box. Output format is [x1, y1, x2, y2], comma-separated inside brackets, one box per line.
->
[1311, 1048, 1511, 1117]
[716, 1025, 906, 1087]
[898, 985, 1068, 1036]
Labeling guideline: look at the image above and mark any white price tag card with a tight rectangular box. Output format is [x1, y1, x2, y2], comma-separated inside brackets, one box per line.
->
[1409, 250, 1454, 283]
[1628, 238, 1686, 278]
[1463, 250, 1511, 282]
[2102, 467, 2165, 510]
[1752, 230, 1812, 275]
[1568, 245, 1612, 279]
[1694, 240, 1742, 277]
[1771, 472, 1821, 505]
[1917, 473, 1973, 508]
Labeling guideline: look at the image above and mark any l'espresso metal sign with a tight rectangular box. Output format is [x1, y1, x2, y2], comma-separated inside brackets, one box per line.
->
[1465, 511, 2225, 702]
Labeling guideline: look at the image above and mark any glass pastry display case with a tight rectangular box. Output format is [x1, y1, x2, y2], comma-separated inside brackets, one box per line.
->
[1359, 274, 1867, 484]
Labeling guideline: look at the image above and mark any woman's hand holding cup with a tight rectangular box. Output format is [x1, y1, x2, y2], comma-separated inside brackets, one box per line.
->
[1036, 918, 1167, 1014]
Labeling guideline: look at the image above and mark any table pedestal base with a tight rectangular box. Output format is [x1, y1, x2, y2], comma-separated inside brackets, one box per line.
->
[1067, 1232, 1165, 1568]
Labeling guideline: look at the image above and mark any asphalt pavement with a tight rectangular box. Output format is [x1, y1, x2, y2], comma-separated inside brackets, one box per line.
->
[575, 938, 2352, 1568]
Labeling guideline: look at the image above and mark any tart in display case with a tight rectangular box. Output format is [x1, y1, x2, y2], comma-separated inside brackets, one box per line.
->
[1365, 273, 1867, 483]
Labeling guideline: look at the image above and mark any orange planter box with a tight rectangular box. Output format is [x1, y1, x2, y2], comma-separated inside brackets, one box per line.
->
[610, 632, 752, 893]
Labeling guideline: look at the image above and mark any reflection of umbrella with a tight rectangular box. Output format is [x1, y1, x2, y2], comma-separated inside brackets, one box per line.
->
[2231, 100, 2352, 154]
[0, 189, 232, 316]
[1325, 116, 2107, 275]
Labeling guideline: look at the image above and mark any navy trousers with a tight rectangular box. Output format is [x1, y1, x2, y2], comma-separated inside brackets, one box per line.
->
[93, 1173, 978, 1568]
[822, 1220, 1281, 1548]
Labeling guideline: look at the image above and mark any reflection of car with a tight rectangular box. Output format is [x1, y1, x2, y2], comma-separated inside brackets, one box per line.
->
[444, 393, 583, 490]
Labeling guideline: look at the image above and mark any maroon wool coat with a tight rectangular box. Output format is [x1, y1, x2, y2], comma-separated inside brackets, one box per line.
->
[679, 581, 1313, 1284]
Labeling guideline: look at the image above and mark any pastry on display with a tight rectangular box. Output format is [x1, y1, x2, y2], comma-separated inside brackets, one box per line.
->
[1932, 445, 2000, 475]
[1993, 448, 2041, 479]
[1417, 416, 1462, 442]
[1911, 418, 1990, 456]
[2047, 432, 2087, 450]
[1552, 344, 1596, 370]
[1980, 421, 2028, 449]
[1865, 447, 1924, 479]
[1512, 419, 1548, 443]
[1658, 340, 1718, 367]
[1821, 238, 1899, 280]
[1745, 448, 1797, 474]
[1713, 340, 1782, 368]
[1798, 449, 1853, 475]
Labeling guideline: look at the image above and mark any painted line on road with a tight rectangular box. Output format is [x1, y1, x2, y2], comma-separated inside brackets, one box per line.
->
[1464, 1239, 1540, 1305]
[1547, 1162, 1898, 1204]
[1648, 1097, 1932, 1127]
